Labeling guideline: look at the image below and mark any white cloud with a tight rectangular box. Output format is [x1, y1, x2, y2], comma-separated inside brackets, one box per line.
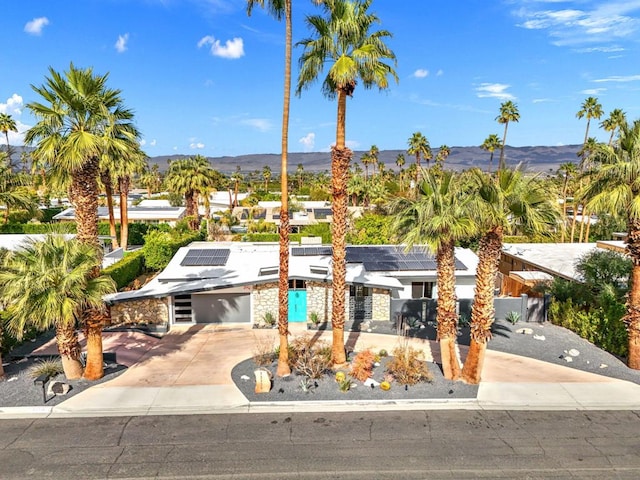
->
[532, 98, 553, 103]
[115, 33, 129, 53]
[475, 83, 516, 100]
[139, 139, 146, 146]
[240, 118, 272, 132]
[512, 1, 640, 47]
[150, 139, 157, 146]
[190, 142, 205, 149]
[24, 17, 49, 36]
[581, 87, 607, 94]
[575, 45, 625, 53]
[198, 35, 244, 59]
[0, 94, 23, 115]
[593, 75, 640, 82]
[413, 69, 429, 78]
[436, 69, 444, 76]
[299, 132, 315, 151]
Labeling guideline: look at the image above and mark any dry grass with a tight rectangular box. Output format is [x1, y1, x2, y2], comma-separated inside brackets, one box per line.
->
[386, 345, 432, 385]
[252, 333, 277, 367]
[350, 349, 376, 382]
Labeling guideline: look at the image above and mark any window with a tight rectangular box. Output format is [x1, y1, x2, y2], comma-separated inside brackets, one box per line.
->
[411, 282, 434, 299]
[288, 279, 306, 289]
[349, 284, 371, 298]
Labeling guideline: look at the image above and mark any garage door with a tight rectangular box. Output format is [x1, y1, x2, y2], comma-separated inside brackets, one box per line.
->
[191, 293, 251, 323]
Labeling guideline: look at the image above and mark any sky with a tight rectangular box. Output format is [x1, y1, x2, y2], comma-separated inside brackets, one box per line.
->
[1, 0, 640, 159]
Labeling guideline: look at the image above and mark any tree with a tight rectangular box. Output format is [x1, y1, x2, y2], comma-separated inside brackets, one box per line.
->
[297, 0, 397, 365]
[140, 163, 162, 198]
[481, 134, 501, 173]
[581, 119, 640, 369]
[461, 167, 558, 384]
[25, 64, 138, 380]
[164, 156, 218, 231]
[262, 165, 272, 192]
[496, 101, 520, 171]
[0, 113, 18, 168]
[407, 131, 431, 184]
[296, 163, 304, 191]
[116, 148, 147, 249]
[577, 96, 604, 150]
[601, 108, 626, 147]
[0, 235, 115, 379]
[0, 163, 37, 224]
[395, 153, 406, 191]
[360, 151, 374, 181]
[392, 169, 475, 379]
[558, 162, 578, 242]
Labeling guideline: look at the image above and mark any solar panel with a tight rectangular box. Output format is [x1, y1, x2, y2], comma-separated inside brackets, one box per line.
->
[180, 249, 230, 267]
[291, 246, 332, 256]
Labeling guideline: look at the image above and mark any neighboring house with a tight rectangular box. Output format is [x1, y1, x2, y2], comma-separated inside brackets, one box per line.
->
[53, 206, 186, 226]
[499, 241, 626, 296]
[105, 242, 478, 330]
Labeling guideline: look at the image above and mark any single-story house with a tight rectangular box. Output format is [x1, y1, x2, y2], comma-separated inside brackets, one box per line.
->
[53, 206, 187, 226]
[499, 240, 626, 296]
[105, 242, 478, 329]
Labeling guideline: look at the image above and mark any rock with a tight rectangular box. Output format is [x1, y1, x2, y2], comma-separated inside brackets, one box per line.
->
[254, 368, 273, 394]
[240, 375, 250, 381]
[533, 334, 546, 341]
[599, 363, 608, 369]
[48, 382, 71, 396]
[104, 363, 118, 370]
[374, 362, 380, 367]
[7, 376, 17, 382]
[420, 325, 426, 329]
[516, 328, 534, 335]
[363, 378, 380, 387]
[563, 356, 573, 363]
[568, 348, 580, 357]
[366, 329, 372, 333]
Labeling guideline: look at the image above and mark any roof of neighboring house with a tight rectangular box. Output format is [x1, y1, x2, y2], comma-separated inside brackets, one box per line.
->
[53, 206, 186, 222]
[0, 234, 75, 251]
[502, 241, 626, 282]
[105, 242, 478, 304]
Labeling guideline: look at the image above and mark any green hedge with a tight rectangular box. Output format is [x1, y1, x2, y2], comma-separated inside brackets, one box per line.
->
[103, 249, 146, 290]
[0, 223, 76, 234]
[143, 230, 203, 271]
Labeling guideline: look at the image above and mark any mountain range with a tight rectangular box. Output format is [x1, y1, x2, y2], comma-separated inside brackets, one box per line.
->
[148, 144, 583, 175]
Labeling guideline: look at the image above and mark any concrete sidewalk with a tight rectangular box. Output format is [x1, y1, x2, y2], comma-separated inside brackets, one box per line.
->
[2, 324, 640, 418]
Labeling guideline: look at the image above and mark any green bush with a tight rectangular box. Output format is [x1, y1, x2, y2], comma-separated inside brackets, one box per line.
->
[0, 223, 76, 234]
[103, 249, 146, 290]
[142, 230, 203, 271]
[41, 207, 65, 223]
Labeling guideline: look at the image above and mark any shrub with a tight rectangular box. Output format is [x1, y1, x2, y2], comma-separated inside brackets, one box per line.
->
[505, 311, 521, 325]
[386, 345, 432, 385]
[262, 312, 276, 327]
[28, 358, 64, 379]
[294, 343, 331, 379]
[142, 229, 202, 271]
[103, 249, 146, 290]
[350, 348, 376, 382]
[252, 334, 277, 367]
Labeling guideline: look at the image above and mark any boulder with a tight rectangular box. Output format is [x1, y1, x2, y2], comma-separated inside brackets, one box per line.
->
[254, 368, 273, 394]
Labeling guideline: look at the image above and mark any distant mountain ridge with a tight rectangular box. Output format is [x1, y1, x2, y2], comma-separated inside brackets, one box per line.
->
[148, 145, 583, 174]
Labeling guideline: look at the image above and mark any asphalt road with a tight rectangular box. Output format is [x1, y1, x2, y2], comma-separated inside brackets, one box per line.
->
[1, 410, 640, 479]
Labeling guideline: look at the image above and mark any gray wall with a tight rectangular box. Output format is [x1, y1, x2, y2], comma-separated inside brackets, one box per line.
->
[191, 293, 251, 323]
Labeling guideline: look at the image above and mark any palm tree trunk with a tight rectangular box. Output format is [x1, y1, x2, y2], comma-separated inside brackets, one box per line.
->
[499, 123, 509, 172]
[276, 0, 292, 378]
[462, 226, 502, 384]
[489, 152, 494, 173]
[70, 156, 105, 380]
[625, 219, 640, 370]
[101, 170, 119, 249]
[579, 208, 588, 243]
[56, 322, 83, 380]
[119, 176, 130, 250]
[436, 241, 461, 380]
[570, 200, 579, 242]
[561, 177, 569, 242]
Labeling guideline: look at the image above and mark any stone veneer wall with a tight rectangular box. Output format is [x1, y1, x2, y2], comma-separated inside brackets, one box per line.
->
[110, 298, 169, 325]
[252, 282, 278, 325]
[307, 281, 351, 323]
[372, 288, 391, 321]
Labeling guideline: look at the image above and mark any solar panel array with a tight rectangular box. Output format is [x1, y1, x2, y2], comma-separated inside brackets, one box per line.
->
[292, 245, 467, 272]
[180, 248, 230, 267]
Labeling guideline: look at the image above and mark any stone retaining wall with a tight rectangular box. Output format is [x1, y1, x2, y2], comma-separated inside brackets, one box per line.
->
[110, 298, 169, 325]
[252, 283, 278, 326]
[372, 288, 391, 321]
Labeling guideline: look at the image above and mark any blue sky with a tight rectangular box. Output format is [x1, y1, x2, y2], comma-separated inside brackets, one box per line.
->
[1, 0, 640, 158]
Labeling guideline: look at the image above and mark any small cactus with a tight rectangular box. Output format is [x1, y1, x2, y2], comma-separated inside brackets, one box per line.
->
[380, 380, 391, 391]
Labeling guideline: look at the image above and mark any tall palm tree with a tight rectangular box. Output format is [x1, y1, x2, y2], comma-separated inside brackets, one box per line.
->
[581, 119, 640, 369]
[164, 156, 218, 231]
[0, 235, 115, 379]
[407, 131, 431, 184]
[392, 169, 475, 379]
[600, 108, 626, 147]
[116, 148, 147, 249]
[0, 113, 18, 167]
[395, 153, 405, 191]
[481, 134, 501, 173]
[25, 64, 138, 380]
[360, 151, 373, 181]
[577, 97, 604, 150]
[297, 0, 397, 365]
[558, 162, 578, 242]
[496, 101, 520, 171]
[0, 163, 37, 224]
[461, 167, 558, 384]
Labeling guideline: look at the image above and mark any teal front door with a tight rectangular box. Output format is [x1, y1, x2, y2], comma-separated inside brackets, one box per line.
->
[288, 290, 307, 322]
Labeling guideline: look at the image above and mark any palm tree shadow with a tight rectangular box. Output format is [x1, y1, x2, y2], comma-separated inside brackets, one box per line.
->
[491, 321, 513, 339]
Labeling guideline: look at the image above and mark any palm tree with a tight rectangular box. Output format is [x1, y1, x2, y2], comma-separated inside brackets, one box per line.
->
[407, 131, 431, 184]
[577, 97, 604, 150]
[116, 148, 147, 249]
[558, 162, 578, 242]
[262, 165, 272, 192]
[0, 235, 115, 379]
[395, 153, 405, 191]
[581, 119, 640, 369]
[461, 167, 559, 384]
[297, 0, 397, 365]
[0, 163, 37, 224]
[481, 134, 501, 173]
[392, 169, 475, 379]
[600, 108, 626, 147]
[496, 101, 520, 171]
[230, 166, 243, 208]
[165, 156, 218, 230]
[360, 151, 373, 181]
[296, 163, 304, 191]
[25, 64, 138, 380]
[0, 113, 17, 167]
